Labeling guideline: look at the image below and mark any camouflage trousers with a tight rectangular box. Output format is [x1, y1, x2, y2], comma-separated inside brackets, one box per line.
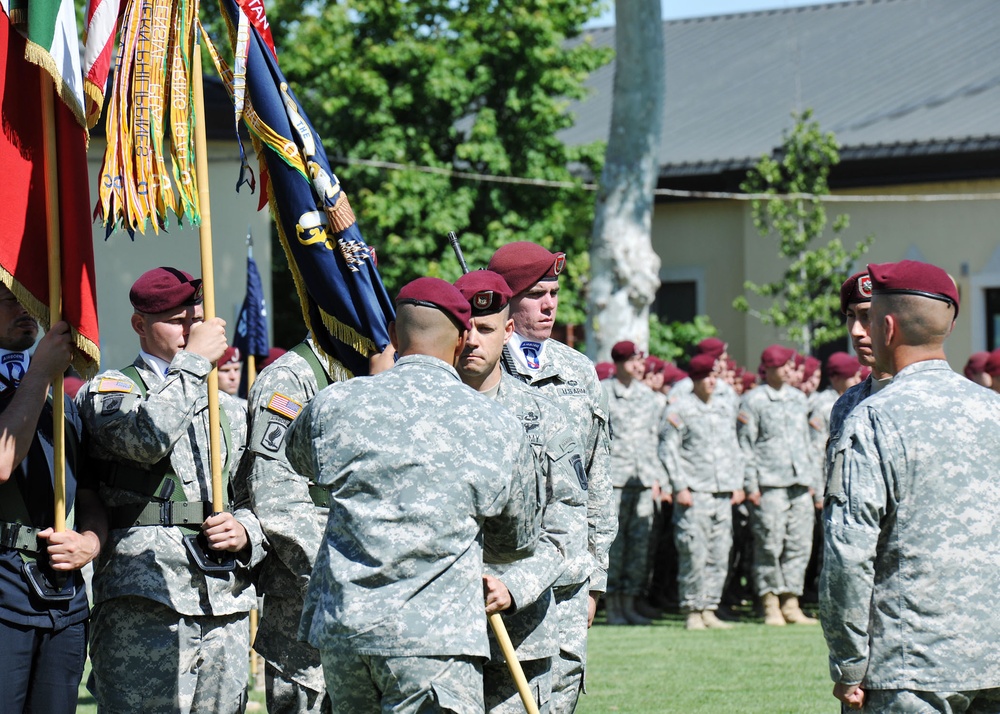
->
[484, 656, 551, 713]
[88, 596, 249, 714]
[550, 581, 589, 714]
[265, 662, 330, 714]
[673, 491, 733, 612]
[607, 485, 654, 595]
[319, 649, 483, 713]
[258, 594, 328, 713]
[861, 687, 1000, 713]
[750, 485, 814, 596]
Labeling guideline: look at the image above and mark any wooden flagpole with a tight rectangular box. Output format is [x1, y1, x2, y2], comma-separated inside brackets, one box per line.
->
[40, 72, 66, 533]
[191, 38, 225, 516]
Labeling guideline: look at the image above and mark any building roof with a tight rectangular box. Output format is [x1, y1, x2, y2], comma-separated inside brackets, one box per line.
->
[562, 0, 1000, 180]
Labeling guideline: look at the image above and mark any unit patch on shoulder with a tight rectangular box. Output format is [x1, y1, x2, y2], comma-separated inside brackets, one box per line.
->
[667, 413, 683, 430]
[261, 420, 289, 452]
[266, 392, 302, 420]
[98, 377, 134, 393]
[101, 393, 125, 416]
[737, 411, 751, 425]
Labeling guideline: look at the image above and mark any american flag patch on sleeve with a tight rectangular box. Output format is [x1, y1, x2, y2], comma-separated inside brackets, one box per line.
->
[97, 378, 134, 393]
[267, 393, 303, 420]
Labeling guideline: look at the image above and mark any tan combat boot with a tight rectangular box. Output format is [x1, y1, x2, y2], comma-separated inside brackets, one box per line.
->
[604, 593, 628, 626]
[621, 595, 653, 625]
[684, 610, 706, 630]
[762, 592, 786, 626]
[779, 594, 818, 625]
[701, 609, 734, 630]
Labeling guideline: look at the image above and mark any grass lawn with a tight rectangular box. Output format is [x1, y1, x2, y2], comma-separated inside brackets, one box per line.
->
[76, 610, 834, 713]
[578, 610, 833, 714]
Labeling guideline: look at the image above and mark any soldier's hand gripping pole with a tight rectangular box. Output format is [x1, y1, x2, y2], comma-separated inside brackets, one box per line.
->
[488, 612, 541, 714]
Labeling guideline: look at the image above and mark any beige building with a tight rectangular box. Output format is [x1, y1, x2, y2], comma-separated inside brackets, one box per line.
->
[566, 0, 1000, 370]
[87, 77, 273, 370]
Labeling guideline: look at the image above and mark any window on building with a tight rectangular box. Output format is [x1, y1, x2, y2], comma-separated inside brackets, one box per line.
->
[653, 281, 698, 324]
[986, 287, 1000, 350]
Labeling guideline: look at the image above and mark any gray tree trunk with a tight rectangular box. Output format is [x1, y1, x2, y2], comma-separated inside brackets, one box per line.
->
[586, 0, 665, 361]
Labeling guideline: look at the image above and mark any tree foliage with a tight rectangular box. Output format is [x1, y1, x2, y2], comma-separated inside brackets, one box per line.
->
[732, 110, 872, 352]
[242, 0, 611, 345]
[648, 314, 717, 364]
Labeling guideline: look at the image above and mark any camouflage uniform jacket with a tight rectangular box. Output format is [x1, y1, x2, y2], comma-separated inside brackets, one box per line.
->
[235, 338, 343, 600]
[821, 360, 1000, 690]
[658, 392, 742, 494]
[76, 351, 262, 616]
[486, 373, 587, 661]
[501, 339, 615, 592]
[288, 354, 542, 657]
[602, 378, 667, 489]
[807, 388, 839, 501]
[737, 384, 815, 493]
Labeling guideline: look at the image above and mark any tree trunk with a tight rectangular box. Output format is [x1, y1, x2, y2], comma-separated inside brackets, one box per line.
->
[586, 0, 665, 361]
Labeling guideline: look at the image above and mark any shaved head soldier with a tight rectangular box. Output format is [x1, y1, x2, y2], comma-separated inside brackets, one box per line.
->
[286, 277, 541, 713]
[818, 261, 1000, 711]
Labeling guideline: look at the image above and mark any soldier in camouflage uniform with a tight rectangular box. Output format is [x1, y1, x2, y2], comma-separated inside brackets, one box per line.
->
[668, 338, 740, 417]
[659, 354, 743, 631]
[233, 336, 355, 714]
[286, 278, 541, 714]
[454, 270, 587, 714]
[820, 261, 1000, 712]
[76, 268, 264, 713]
[489, 242, 615, 713]
[737, 344, 817, 627]
[602, 340, 665, 626]
[826, 271, 894, 475]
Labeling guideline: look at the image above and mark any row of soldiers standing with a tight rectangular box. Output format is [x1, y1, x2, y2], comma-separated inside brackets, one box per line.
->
[598, 284, 872, 630]
[1, 241, 618, 714]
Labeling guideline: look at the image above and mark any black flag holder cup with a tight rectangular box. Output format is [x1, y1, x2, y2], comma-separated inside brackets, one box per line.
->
[184, 524, 237, 574]
[23, 559, 75, 602]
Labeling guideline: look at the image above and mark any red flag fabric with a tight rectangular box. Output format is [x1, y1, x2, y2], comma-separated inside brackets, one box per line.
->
[0, 18, 101, 376]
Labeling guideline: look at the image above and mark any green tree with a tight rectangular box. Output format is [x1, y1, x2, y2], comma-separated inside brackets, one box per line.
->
[648, 314, 717, 364]
[262, 0, 611, 331]
[733, 110, 872, 352]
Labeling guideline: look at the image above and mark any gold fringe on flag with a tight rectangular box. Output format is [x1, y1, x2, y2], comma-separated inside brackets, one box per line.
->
[95, 0, 199, 233]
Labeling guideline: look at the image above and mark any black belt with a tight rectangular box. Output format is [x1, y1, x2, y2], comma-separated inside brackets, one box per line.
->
[0, 520, 42, 555]
[109, 501, 210, 529]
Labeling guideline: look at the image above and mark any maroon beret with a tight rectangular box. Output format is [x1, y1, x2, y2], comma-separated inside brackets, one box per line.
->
[688, 353, 717, 381]
[761, 344, 796, 369]
[595, 361, 615, 380]
[741, 372, 758, 391]
[610, 340, 641, 362]
[219, 346, 241, 366]
[487, 242, 566, 296]
[840, 271, 873, 314]
[696, 337, 727, 359]
[396, 277, 472, 332]
[867, 260, 959, 316]
[663, 365, 688, 386]
[130, 267, 203, 314]
[803, 356, 821, 380]
[964, 351, 991, 380]
[454, 270, 513, 316]
[259, 347, 286, 371]
[644, 355, 665, 374]
[826, 351, 861, 380]
[984, 349, 1000, 377]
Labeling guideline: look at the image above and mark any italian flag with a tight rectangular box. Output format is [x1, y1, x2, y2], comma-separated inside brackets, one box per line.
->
[0, 0, 101, 374]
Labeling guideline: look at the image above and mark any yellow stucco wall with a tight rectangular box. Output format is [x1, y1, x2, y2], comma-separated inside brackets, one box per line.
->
[87, 139, 274, 370]
[652, 178, 1000, 371]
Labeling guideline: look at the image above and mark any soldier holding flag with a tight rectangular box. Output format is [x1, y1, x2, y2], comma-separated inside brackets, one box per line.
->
[76, 268, 265, 713]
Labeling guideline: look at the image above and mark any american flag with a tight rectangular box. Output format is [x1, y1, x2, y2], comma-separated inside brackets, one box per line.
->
[267, 392, 302, 420]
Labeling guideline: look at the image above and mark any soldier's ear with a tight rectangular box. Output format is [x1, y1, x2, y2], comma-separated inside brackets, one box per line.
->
[131, 312, 146, 338]
[388, 321, 398, 352]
